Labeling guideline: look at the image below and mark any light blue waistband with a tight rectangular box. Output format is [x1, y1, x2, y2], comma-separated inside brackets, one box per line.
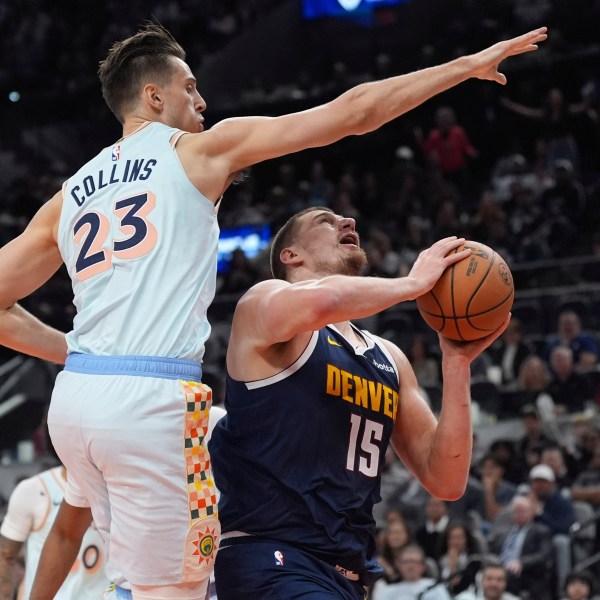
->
[65, 353, 202, 381]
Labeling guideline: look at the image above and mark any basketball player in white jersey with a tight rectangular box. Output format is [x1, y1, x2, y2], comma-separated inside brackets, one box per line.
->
[0, 465, 109, 599]
[32, 406, 227, 600]
[0, 23, 546, 600]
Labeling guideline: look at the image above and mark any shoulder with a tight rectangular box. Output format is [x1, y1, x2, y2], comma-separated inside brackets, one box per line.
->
[234, 279, 291, 313]
[9, 472, 46, 502]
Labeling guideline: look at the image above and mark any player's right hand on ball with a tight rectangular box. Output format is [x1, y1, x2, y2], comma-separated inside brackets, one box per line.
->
[406, 236, 471, 298]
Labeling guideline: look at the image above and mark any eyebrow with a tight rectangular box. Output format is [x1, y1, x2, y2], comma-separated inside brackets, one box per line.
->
[310, 211, 336, 223]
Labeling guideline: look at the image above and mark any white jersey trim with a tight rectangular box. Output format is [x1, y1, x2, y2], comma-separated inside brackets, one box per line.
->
[245, 331, 319, 390]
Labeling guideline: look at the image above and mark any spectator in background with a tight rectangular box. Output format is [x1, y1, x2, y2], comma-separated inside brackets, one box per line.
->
[371, 544, 448, 600]
[407, 335, 441, 389]
[489, 439, 527, 487]
[488, 317, 534, 390]
[541, 443, 576, 491]
[540, 159, 587, 255]
[364, 228, 401, 278]
[487, 495, 554, 600]
[514, 355, 554, 415]
[547, 346, 593, 414]
[560, 570, 597, 600]
[454, 562, 520, 600]
[516, 404, 553, 458]
[415, 106, 478, 198]
[500, 87, 592, 175]
[218, 248, 259, 295]
[376, 512, 415, 584]
[416, 496, 450, 561]
[545, 311, 600, 371]
[478, 454, 517, 525]
[571, 446, 600, 558]
[437, 521, 483, 595]
[526, 464, 576, 593]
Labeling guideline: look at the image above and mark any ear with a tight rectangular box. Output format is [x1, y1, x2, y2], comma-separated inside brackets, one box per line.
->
[280, 247, 302, 266]
[142, 83, 163, 113]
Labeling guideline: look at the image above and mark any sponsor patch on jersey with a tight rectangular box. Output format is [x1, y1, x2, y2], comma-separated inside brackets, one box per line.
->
[372, 358, 394, 373]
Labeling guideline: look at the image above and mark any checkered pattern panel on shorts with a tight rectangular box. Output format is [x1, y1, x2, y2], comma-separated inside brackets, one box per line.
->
[180, 381, 219, 522]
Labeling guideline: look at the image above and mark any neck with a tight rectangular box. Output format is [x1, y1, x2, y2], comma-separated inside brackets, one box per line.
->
[122, 116, 153, 138]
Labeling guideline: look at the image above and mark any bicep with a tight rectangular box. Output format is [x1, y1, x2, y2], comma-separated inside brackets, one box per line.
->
[206, 101, 359, 172]
[235, 280, 332, 348]
[0, 195, 63, 308]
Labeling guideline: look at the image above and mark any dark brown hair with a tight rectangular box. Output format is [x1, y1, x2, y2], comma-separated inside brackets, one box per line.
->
[269, 207, 332, 280]
[98, 23, 186, 122]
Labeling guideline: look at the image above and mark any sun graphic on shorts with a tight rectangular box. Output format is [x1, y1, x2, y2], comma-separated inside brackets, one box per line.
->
[192, 526, 218, 565]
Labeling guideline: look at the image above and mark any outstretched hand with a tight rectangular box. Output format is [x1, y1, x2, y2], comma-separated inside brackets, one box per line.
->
[470, 27, 548, 85]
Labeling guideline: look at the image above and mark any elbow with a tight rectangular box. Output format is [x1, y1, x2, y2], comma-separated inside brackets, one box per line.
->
[338, 86, 380, 136]
[432, 485, 466, 502]
[426, 476, 468, 501]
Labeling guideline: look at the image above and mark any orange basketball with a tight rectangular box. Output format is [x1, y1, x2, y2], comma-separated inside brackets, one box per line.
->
[415, 240, 514, 341]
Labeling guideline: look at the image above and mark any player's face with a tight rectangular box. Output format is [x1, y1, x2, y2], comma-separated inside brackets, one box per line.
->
[159, 58, 206, 133]
[295, 210, 367, 276]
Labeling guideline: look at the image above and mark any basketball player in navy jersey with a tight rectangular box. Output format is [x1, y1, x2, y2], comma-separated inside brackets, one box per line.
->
[0, 23, 544, 600]
[209, 207, 510, 599]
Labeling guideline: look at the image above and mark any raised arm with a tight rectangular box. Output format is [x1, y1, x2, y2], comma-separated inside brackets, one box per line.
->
[234, 237, 470, 349]
[0, 192, 68, 363]
[499, 96, 544, 119]
[186, 27, 547, 179]
[388, 319, 510, 500]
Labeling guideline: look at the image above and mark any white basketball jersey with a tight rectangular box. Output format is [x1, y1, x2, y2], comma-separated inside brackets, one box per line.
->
[58, 122, 219, 360]
[7, 467, 108, 599]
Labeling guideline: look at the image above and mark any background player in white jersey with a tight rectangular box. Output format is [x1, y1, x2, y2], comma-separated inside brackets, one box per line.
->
[0, 22, 546, 600]
[0, 465, 108, 600]
[34, 406, 227, 600]
[210, 209, 509, 598]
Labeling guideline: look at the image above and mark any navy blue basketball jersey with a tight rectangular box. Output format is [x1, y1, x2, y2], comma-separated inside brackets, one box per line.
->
[209, 324, 400, 577]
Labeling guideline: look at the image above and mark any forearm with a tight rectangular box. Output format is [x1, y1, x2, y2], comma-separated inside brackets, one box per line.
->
[570, 487, 600, 504]
[0, 557, 18, 600]
[28, 536, 80, 600]
[0, 536, 23, 600]
[425, 357, 473, 499]
[0, 304, 67, 364]
[315, 274, 422, 323]
[340, 57, 473, 135]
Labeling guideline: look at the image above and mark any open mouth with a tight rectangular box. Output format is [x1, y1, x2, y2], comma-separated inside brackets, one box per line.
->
[339, 233, 359, 247]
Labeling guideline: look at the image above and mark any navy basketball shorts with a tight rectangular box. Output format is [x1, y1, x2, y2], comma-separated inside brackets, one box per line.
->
[214, 538, 366, 600]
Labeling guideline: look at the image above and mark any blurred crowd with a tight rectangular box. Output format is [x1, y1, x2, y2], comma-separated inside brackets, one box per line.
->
[0, 1, 600, 596]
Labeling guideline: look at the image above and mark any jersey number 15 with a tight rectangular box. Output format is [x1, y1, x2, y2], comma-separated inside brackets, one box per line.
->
[346, 414, 384, 478]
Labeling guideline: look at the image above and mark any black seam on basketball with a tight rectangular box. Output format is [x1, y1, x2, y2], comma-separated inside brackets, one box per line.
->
[427, 289, 446, 331]
[464, 252, 496, 321]
[450, 255, 464, 340]
[417, 289, 513, 319]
